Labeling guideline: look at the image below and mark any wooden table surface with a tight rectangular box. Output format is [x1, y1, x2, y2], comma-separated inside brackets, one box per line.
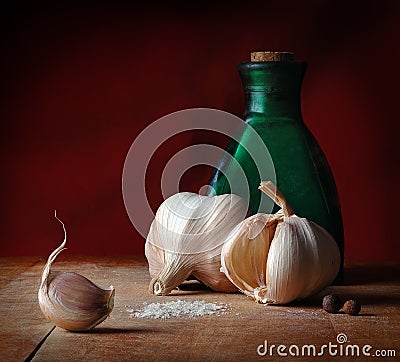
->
[0, 256, 398, 361]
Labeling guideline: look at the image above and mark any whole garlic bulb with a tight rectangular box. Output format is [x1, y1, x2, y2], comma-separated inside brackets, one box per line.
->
[38, 212, 115, 331]
[221, 181, 340, 304]
[145, 192, 248, 295]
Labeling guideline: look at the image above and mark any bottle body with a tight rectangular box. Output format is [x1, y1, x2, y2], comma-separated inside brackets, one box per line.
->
[209, 61, 344, 282]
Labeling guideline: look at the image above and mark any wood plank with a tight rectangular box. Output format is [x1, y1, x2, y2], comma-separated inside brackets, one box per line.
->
[26, 258, 398, 361]
[0, 257, 398, 361]
[0, 257, 44, 289]
[325, 262, 400, 359]
[0, 257, 54, 361]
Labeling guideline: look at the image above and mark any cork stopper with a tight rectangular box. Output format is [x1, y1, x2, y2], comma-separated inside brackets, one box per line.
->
[251, 51, 295, 62]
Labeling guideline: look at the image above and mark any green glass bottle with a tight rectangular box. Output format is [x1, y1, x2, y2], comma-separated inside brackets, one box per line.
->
[209, 52, 344, 282]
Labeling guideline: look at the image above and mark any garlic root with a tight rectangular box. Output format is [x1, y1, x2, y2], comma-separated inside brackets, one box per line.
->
[147, 247, 237, 295]
[148, 252, 192, 295]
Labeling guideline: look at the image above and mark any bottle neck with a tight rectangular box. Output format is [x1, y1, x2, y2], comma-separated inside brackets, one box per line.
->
[238, 62, 306, 121]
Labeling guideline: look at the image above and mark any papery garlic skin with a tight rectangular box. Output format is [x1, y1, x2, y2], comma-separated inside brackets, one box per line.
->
[145, 192, 248, 295]
[221, 182, 340, 305]
[38, 212, 115, 331]
[261, 216, 340, 304]
[192, 254, 238, 292]
[220, 213, 281, 298]
[39, 272, 115, 331]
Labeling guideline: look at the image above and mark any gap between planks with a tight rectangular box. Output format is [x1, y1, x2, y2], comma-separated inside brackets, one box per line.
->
[24, 325, 56, 362]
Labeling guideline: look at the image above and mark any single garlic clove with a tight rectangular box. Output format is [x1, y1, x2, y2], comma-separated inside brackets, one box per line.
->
[221, 213, 282, 297]
[264, 216, 340, 304]
[40, 272, 115, 331]
[38, 211, 115, 331]
[145, 192, 248, 295]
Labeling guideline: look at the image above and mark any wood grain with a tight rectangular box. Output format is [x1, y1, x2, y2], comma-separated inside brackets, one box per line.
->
[0, 257, 398, 361]
[0, 257, 53, 361]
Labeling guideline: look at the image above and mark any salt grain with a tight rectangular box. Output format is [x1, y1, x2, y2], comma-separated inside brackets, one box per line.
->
[128, 300, 228, 319]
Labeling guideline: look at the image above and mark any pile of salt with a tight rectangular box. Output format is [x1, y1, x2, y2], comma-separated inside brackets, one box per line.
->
[127, 300, 227, 319]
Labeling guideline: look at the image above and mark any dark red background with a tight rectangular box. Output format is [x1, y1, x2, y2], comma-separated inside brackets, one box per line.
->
[1, 1, 399, 261]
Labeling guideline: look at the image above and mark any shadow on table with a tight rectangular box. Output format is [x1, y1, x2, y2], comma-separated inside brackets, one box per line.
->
[77, 327, 160, 334]
[169, 279, 241, 296]
[290, 285, 400, 309]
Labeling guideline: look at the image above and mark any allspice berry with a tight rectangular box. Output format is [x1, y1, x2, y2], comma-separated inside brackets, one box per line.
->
[322, 294, 342, 313]
[342, 300, 361, 315]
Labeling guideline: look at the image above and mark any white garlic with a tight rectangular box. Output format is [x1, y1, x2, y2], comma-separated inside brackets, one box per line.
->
[145, 192, 248, 295]
[38, 212, 115, 331]
[221, 181, 340, 304]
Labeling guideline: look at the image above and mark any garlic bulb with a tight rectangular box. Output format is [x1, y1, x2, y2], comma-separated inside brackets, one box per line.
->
[38, 212, 115, 331]
[145, 192, 248, 295]
[221, 181, 340, 304]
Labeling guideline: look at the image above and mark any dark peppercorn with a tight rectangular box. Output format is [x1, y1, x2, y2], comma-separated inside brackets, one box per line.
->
[342, 300, 361, 315]
[322, 294, 342, 313]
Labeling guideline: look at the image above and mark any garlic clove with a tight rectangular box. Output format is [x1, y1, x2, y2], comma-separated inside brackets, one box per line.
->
[145, 192, 248, 295]
[38, 211, 115, 331]
[41, 272, 115, 331]
[260, 181, 340, 304]
[220, 213, 281, 297]
[221, 181, 340, 305]
[191, 254, 237, 292]
[264, 215, 340, 304]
